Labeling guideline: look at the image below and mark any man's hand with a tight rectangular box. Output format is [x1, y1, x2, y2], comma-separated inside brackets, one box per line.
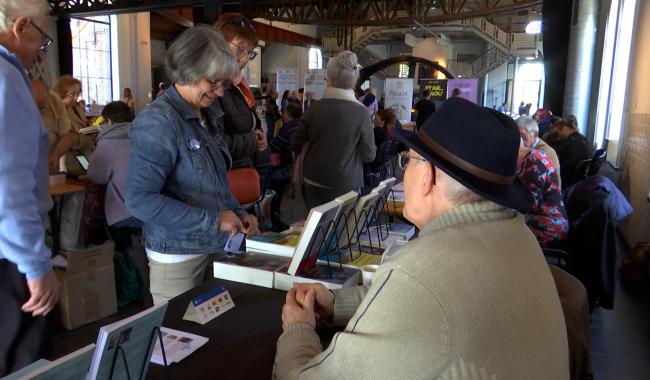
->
[254, 129, 268, 151]
[293, 283, 335, 321]
[282, 288, 317, 331]
[22, 270, 60, 316]
[219, 210, 244, 237]
[48, 154, 60, 172]
[240, 214, 260, 236]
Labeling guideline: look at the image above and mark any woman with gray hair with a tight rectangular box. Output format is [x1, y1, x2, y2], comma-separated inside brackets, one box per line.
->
[126, 25, 260, 304]
[291, 51, 376, 208]
[516, 116, 561, 187]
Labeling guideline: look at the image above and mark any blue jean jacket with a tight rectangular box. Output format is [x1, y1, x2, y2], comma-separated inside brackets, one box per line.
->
[126, 85, 245, 254]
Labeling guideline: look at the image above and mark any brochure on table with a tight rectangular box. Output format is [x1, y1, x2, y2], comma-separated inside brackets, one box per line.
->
[86, 303, 167, 380]
[150, 327, 209, 366]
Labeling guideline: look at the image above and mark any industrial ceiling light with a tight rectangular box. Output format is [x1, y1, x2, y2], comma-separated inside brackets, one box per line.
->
[525, 20, 542, 34]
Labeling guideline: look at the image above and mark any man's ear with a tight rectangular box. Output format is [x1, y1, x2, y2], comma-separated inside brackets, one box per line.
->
[12, 16, 30, 42]
[420, 162, 435, 197]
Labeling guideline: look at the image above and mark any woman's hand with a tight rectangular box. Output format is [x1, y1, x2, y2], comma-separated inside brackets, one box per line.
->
[218, 210, 244, 237]
[254, 129, 268, 151]
[240, 214, 260, 236]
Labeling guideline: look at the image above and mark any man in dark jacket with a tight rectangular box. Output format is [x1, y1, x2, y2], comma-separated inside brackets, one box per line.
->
[414, 90, 436, 129]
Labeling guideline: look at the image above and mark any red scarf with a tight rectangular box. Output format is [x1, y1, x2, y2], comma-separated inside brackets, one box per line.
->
[237, 76, 256, 108]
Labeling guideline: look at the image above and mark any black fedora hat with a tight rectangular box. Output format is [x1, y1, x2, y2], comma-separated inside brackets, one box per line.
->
[395, 97, 533, 211]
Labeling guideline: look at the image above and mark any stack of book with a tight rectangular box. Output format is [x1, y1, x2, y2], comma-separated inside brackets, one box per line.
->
[214, 194, 363, 290]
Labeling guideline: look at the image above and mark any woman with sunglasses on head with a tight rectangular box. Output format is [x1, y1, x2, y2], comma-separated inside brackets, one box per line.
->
[52, 75, 90, 132]
[214, 13, 269, 190]
[125, 25, 260, 305]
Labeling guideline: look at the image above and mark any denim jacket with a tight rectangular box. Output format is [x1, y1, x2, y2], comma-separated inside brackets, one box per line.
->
[126, 85, 245, 254]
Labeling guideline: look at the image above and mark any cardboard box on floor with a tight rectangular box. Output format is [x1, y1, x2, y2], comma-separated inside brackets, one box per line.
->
[54, 241, 117, 330]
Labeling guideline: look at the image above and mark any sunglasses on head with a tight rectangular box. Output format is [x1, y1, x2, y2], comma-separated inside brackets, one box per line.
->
[220, 16, 257, 32]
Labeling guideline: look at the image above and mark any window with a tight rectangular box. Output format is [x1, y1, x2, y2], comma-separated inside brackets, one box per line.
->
[594, 0, 637, 151]
[308, 47, 322, 70]
[513, 62, 544, 113]
[398, 63, 409, 78]
[71, 16, 112, 105]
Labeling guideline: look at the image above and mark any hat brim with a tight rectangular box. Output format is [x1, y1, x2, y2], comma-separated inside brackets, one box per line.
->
[395, 128, 533, 212]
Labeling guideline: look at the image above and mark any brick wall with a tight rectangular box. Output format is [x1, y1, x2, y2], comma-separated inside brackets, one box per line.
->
[619, 114, 650, 246]
[618, 0, 650, 247]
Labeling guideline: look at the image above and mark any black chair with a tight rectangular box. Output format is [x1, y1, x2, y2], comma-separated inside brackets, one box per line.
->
[587, 149, 606, 176]
[574, 159, 592, 180]
[543, 248, 572, 271]
[365, 140, 399, 188]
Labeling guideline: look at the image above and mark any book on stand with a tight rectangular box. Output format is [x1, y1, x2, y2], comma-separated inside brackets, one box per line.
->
[286, 200, 341, 276]
[86, 303, 168, 380]
[378, 177, 397, 190]
[5, 344, 95, 380]
[338, 191, 380, 248]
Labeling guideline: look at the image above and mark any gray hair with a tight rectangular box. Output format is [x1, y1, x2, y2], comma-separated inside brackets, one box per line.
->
[165, 24, 240, 85]
[0, 0, 48, 34]
[327, 50, 359, 89]
[436, 167, 484, 206]
[516, 116, 539, 137]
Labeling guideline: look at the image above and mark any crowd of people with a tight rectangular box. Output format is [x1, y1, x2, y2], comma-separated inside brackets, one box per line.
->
[2, 1, 596, 378]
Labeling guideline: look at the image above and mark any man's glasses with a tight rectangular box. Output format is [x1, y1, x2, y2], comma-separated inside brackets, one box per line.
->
[205, 77, 230, 91]
[398, 151, 428, 170]
[229, 41, 257, 60]
[29, 19, 53, 52]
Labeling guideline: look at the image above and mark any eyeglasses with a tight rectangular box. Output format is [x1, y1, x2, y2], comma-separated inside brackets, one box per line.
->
[65, 90, 81, 99]
[205, 77, 230, 91]
[229, 41, 257, 60]
[398, 151, 428, 170]
[28, 19, 53, 52]
[220, 16, 257, 32]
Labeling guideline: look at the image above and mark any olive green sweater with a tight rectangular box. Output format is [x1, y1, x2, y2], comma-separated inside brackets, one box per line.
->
[274, 201, 569, 379]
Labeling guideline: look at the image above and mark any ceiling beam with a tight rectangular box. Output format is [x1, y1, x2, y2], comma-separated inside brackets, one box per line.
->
[243, 0, 542, 26]
[155, 9, 194, 28]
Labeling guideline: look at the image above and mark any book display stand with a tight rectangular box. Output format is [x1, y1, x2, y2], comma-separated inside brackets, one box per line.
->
[108, 326, 169, 380]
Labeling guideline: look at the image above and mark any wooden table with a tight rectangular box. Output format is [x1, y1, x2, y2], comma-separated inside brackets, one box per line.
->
[49, 181, 86, 196]
[48, 180, 87, 251]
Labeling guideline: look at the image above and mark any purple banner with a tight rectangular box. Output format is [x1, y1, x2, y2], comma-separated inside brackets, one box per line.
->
[446, 79, 479, 104]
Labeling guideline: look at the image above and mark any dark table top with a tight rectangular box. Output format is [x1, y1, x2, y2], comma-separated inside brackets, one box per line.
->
[51, 278, 287, 379]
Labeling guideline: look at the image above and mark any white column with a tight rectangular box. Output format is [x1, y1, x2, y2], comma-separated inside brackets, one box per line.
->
[114, 13, 152, 113]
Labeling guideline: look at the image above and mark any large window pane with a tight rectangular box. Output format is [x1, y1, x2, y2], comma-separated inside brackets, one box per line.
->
[71, 16, 112, 106]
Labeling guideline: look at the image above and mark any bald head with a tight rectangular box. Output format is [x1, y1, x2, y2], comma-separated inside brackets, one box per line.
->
[31, 79, 48, 111]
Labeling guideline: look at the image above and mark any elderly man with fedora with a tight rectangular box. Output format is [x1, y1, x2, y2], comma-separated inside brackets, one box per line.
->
[0, 0, 60, 375]
[274, 97, 569, 379]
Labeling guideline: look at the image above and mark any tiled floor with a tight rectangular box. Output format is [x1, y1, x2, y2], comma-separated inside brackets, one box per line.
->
[590, 276, 650, 379]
